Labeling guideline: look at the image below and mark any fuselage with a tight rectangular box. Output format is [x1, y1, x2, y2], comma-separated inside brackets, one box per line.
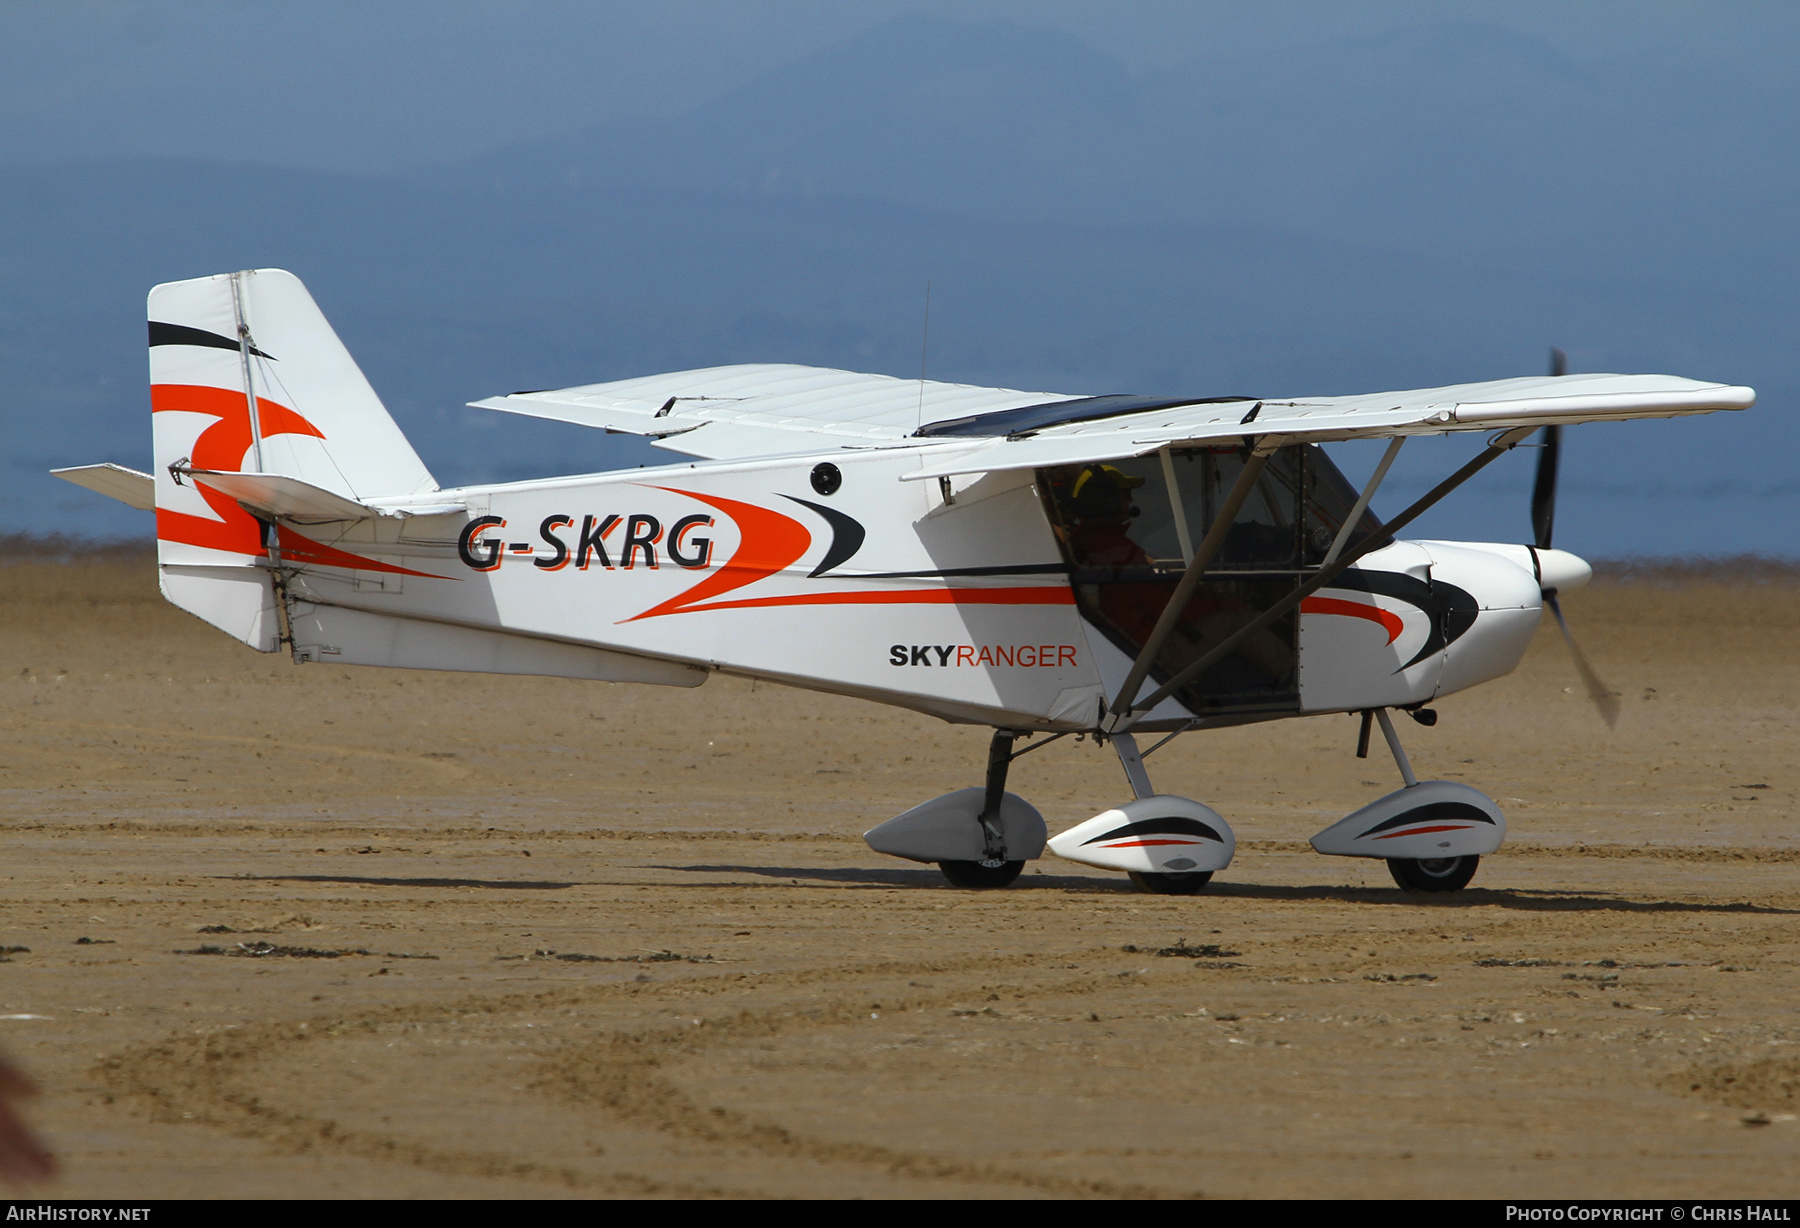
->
[261, 440, 1576, 732]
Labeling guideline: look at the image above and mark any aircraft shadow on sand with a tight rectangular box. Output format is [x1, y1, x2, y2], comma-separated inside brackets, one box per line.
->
[1201, 881, 1799, 915]
[655, 864, 1136, 892]
[655, 867, 1799, 914]
[224, 874, 580, 891]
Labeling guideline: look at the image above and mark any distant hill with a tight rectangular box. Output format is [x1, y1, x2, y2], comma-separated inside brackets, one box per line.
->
[3, 15, 1795, 553]
[421, 14, 1800, 286]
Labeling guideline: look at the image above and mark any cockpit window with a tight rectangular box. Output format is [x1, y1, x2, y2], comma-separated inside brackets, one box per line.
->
[1038, 444, 1380, 719]
[1041, 444, 1378, 578]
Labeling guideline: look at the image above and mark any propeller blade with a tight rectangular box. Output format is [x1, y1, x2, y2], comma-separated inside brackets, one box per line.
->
[1531, 348, 1567, 550]
[1536, 348, 1613, 726]
[1546, 591, 1619, 728]
[1531, 425, 1561, 550]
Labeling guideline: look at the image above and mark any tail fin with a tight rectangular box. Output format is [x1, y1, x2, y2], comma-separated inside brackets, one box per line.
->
[149, 269, 438, 649]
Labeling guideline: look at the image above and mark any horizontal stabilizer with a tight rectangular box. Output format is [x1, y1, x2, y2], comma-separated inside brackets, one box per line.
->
[185, 469, 387, 523]
[51, 464, 155, 511]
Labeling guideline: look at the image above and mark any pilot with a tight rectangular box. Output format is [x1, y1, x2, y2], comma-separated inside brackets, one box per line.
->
[1061, 461, 1293, 692]
[1065, 465, 1170, 647]
[1067, 464, 1149, 571]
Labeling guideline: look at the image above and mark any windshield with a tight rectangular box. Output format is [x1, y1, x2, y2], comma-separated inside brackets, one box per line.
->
[1040, 444, 1378, 577]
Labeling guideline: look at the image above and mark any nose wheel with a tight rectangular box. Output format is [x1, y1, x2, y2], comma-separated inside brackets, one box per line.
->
[1387, 855, 1480, 892]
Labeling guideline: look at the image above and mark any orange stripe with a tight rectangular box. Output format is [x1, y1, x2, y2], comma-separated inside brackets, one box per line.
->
[669, 586, 1076, 615]
[1301, 595, 1405, 644]
[274, 525, 445, 579]
[1372, 824, 1472, 840]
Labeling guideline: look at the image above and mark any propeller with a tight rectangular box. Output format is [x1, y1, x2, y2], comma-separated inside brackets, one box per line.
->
[1534, 346, 1620, 727]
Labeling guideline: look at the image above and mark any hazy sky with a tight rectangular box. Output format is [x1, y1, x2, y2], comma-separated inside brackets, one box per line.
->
[4, 1, 1796, 173]
[5, 1, 1796, 554]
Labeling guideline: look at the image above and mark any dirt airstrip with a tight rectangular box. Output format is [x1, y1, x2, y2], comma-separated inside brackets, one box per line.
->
[1, 550, 1797, 1199]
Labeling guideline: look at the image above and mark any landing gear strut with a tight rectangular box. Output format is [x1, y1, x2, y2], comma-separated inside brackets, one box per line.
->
[1112, 732, 1214, 896]
[937, 730, 1025, 890]
[1369, 708, 1484, 893]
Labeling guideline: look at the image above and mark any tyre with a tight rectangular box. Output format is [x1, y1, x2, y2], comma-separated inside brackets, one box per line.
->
[1386, 855, 1480, 892]
[938, 858, 1025, 889]
[1127, 870, 1214, 896]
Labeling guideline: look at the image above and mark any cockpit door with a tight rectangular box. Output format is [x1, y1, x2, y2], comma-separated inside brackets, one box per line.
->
[1038, 444, 1378, 720]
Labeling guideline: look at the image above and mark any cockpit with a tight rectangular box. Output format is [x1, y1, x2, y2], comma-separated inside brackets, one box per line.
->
[1038, 444, 1380, 718]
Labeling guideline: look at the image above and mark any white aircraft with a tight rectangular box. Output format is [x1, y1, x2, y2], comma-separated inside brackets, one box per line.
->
[56, 270, 1754, 895]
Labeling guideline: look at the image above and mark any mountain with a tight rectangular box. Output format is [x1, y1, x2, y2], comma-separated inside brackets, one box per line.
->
[3, 15, 1795, 554]
[422, 15, 1800, 286]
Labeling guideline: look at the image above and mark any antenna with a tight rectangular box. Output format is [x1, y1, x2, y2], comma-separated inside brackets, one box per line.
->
[916, 280, 931, 434]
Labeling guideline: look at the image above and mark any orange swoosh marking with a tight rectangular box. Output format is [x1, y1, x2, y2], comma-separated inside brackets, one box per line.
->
[626, 489, 812, 621]
[152, 382, 441, 578]
[666, 586, 1076, 616]
[154, 384, 325, 555]
[1301, 595, 1405, 644]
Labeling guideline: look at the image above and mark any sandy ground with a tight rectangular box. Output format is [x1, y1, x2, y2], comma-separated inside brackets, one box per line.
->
[1, 555, 1797, 1199]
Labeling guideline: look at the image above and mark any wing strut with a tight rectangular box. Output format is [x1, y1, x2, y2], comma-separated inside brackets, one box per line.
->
[1109, 449, 1273, 718]
[1110, 426, 1538, 730]
[1322, 436, 1405, 566]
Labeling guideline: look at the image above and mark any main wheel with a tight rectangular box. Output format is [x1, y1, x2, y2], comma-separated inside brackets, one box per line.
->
[938, 858, 1025, 889]
[1128, 870, 1214, 896]
[1387, 855, 1480, 892]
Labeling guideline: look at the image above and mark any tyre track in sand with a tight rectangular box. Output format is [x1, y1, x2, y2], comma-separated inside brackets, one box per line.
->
[94, 952, 1191, 1199]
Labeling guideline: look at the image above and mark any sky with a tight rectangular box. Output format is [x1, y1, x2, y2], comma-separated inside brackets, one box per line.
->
[4, 2, 1795, 174]
[2, 1, 1795, 556]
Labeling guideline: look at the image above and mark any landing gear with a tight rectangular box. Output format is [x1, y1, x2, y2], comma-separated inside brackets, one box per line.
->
[1311, 708, 1505, 892]
[939, 859, 1026, 889]
[1387, 855, 1480, 892]
[1128, 870, 1214, 895]
[941, 731, 1025, 890]
[1048, 733, 1238, 884]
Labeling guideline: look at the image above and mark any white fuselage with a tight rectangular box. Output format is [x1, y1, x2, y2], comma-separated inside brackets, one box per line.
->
[245, 445, 1572, 732]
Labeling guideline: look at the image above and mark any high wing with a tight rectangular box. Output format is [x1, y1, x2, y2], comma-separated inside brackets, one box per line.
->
[470, 364, 1753, 474]
[903, 371, 1755, 480]
[468, 363, 1083, 460]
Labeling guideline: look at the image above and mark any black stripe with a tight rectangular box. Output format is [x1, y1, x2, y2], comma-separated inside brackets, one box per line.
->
[1082, 816, 1223, 845]
[914, 394, 1256, 439]
[149, 321, 274, 360]
[782, 495, 866, 579]
[854, 563, 1071, 580]
[1356, 801, 1495, 840]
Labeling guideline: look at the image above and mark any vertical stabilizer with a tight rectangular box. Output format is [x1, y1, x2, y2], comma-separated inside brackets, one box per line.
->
[148, 269, 438, 649]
